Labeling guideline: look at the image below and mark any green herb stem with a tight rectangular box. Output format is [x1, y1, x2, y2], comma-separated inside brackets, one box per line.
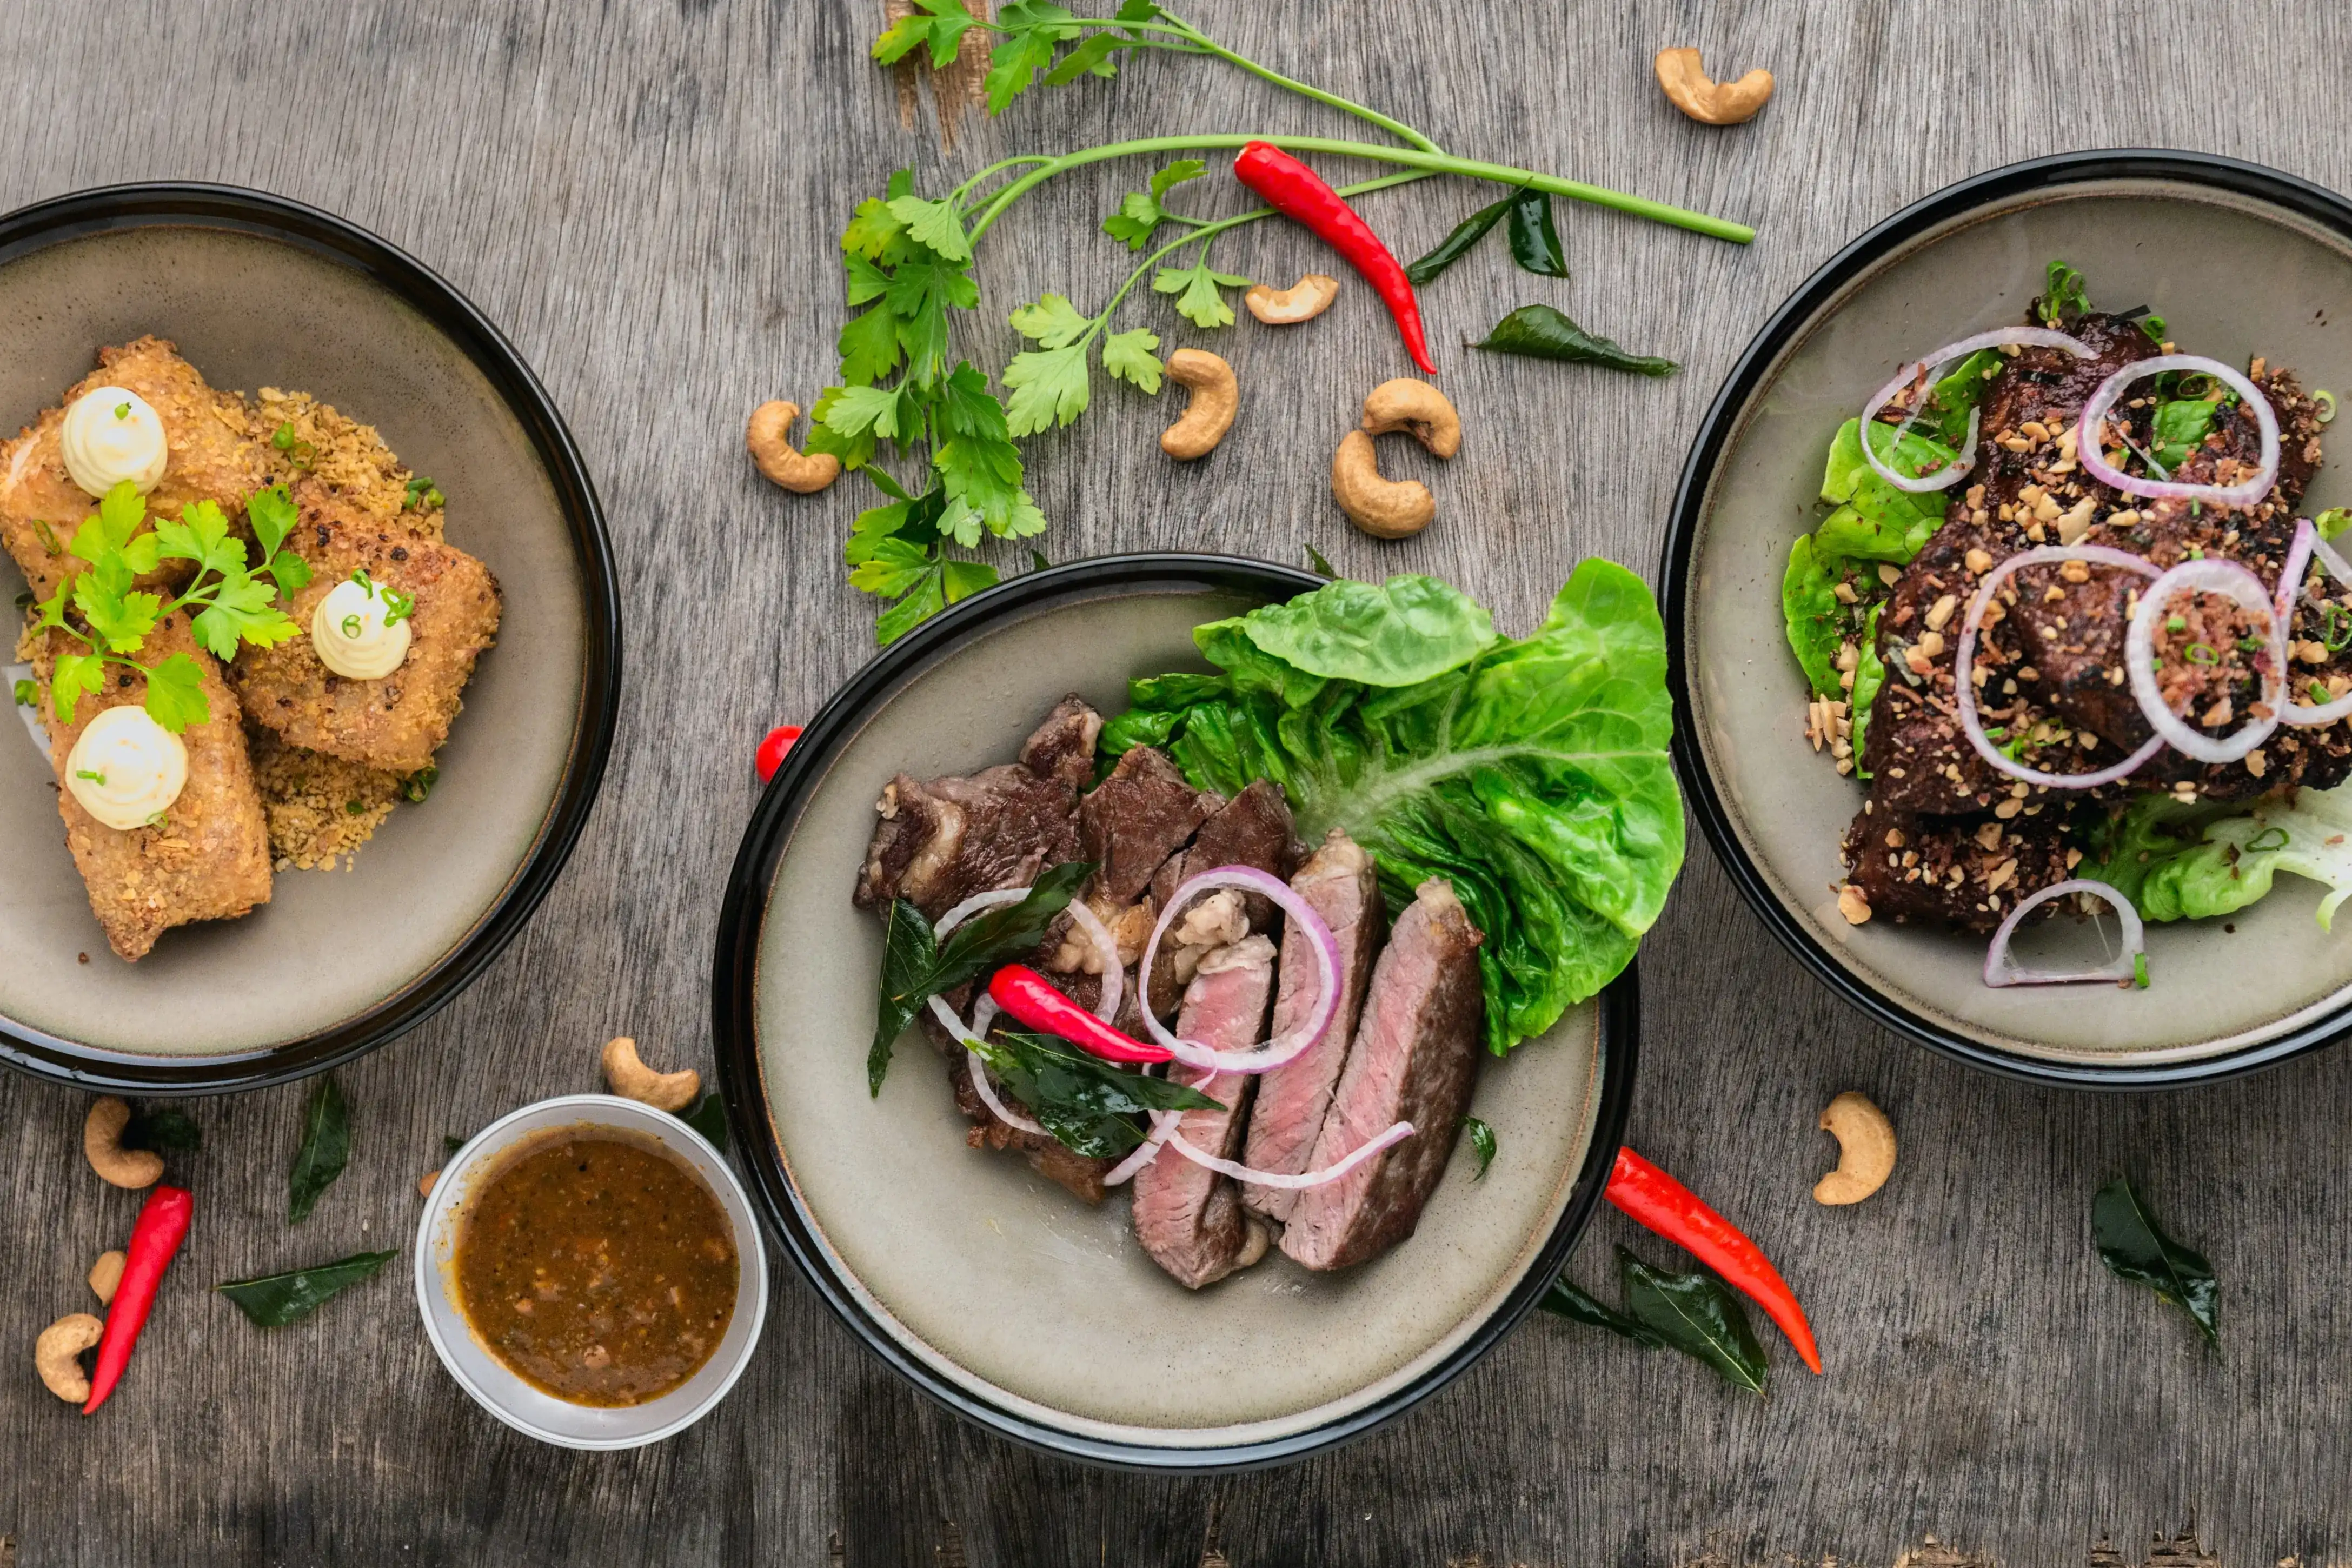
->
[962, 134, 1752, 247]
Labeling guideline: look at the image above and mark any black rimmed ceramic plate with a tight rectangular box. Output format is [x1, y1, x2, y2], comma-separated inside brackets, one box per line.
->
[712, 554, 1635, 1470]
[1665, 150, 2352, 1086]
[0, 184, 620, 1093]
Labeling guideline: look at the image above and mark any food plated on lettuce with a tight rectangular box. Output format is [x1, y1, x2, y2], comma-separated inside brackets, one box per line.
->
[854, 566, 1682, 1289]
[3, 337, 501, 960]
[1785, 261, 2350, 985]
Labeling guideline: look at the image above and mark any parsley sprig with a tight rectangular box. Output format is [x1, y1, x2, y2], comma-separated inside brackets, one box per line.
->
[34, 481, 313, 732]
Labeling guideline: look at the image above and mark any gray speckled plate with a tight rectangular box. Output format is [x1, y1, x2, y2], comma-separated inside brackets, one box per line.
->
[713, 556, 1635, 1469]
[1666, 151, 2352, 1084]
[0, 186, 618, 1092]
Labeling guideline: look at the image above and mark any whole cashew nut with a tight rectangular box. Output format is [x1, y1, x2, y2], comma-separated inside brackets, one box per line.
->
[1655, 48, 1773, 125]
[1331, 430, 1436, 539]
[1160, 349, 1238, 460]
[88, 1251, 126, 1306]
[746, 400, 842, 494]
[1360, 379, 1462, 459]
[602, 1035, 701, 1113]
[83, 1098, 163, 1190]
[1814, 1091, 1896, 1205]
[36, 1313, 103, 1404]
[1245, 274, 1340, 325]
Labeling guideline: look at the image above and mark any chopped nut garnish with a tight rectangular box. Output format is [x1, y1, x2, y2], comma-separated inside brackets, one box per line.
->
[1994, 797, 2023, 819]
[1832, 581, 1859, 604]
[2109, 508, 2140, 529]
[1915, 630, 1946, 659]
[2058, 559, 2090, 583]
[2246, 748, 2269, 779]
[2021, 420, 2050, 443]
[2296, 639, 2329, 664]
[1877, 563, 1901, 587]
[2065, 847, 2083, 869]
[2202, 697, 2234, 727]
[1905, 646, 1934, 675]
[1974, 822, 2004, 851]
[1986, 858, 2018, 894]
[1885, 828, 1906, 848]
[2017, 666, 2040, 682]
[1924, 594, 1958, 632]
[1964, 547, 1994, 574]
[1837, 885, 1872, 925]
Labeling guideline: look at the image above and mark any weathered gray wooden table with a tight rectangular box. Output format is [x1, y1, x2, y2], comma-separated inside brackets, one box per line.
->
[4, 3, 2349, 1564]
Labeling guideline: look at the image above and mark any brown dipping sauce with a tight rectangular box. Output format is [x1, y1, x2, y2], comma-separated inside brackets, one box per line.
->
[454, 1132, 738, 1407]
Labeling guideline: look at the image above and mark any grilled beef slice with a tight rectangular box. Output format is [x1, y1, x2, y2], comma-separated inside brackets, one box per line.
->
[1841, 804, 2079, 932]
[1144, 778, 1299, 1017]
[1281, 879, 1484, 1272]
[853, 701, 1097, 918]
[947, 1051, 1114, 1204]
[1132, 936, 1278, 1290]
[1080, 746, 1218, 905]
[1019, 694, 1105, 791]
[1240, 830, 1383, 1222]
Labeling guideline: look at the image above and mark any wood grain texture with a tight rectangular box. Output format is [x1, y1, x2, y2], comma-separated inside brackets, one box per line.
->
[3, 1, 2351, 1563]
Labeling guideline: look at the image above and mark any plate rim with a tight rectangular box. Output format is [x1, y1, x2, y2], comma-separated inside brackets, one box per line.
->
[0, 180, 622, 1094]
[710, 551, 1639, 1471]
[1662, 147, 2352, 1087]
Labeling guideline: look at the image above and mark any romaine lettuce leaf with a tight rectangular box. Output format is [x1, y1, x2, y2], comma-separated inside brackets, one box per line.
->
[1782, 535, 1843, 699]
[1814, 418, 1955, 563]
[2080, 785, 2352, 927]
[1239, 574, 1496, 686]
[1848, 603, 1885, 776]
[1108, 560, 1682, 1053]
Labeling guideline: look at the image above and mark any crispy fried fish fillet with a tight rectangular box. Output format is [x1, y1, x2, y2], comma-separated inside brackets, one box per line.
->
[29, 617, 272, 961]
[227, 486, 500, 774]
[0, 336, 268, 600]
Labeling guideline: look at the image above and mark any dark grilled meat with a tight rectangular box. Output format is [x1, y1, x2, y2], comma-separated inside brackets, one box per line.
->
[1842, 803, 2081, 932]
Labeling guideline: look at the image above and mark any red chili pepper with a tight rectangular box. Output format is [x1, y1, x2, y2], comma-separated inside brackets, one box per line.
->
[987, 965, 1172, 1064]
[1232, 141, 1436, 375]
[83, 1183, 193, 1414]
[1605, 1148, 1822, 1375]
[755, 725, 803, 783]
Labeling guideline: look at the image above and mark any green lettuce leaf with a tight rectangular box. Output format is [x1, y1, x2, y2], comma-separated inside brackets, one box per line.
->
[1814, 418, 1955, 563]
[1782, 535, 1844, 699]
[1847, 603, 1885, 776]
[1239, 574, 1496, 687]
[2079, 783, 2352, 927]
[1105, 561, 1682, 1052]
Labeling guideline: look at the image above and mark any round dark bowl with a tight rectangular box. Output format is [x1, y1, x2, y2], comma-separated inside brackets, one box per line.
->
[1664, 150, 2352, 1086]
[712, 553, 1636, 1471]
[0, 184, 620, 1093]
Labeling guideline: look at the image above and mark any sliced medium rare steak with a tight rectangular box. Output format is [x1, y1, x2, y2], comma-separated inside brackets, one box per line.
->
[1131, 935, 1276, 1290]
[1241, 829, 1382, 1222]
[854, 701, 1095, 918]
[1144, 777, 1299, 1018]
[1282, 879, 1484, 1272]
[1081, 746, 1217, 905]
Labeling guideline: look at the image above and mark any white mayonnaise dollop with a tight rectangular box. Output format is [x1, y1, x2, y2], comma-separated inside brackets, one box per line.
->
[311, 573, 413, 680]
[60, 387, 169, 499]
[65, 704, 189, 830]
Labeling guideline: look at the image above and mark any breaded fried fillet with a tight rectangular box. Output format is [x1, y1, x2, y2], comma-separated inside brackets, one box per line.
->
[227, 487, 500, 774]
[0, 336, 268, 600]
[29, 617, 273, 961]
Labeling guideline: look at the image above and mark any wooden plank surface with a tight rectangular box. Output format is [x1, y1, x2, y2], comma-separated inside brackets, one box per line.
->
[3, 2, 2350, 1563]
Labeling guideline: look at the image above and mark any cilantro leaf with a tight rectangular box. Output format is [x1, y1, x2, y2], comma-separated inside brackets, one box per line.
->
[806, 388, 878, 471]
[190, 572, 298, 660]
[1104, 160, 1206, 250]
[820, 384, 913, 442]
[838, 302, 905, 388]
[246, 485, 298, 561]
[935, 434, 1040, 537]
[936, 363, 1012, 442]
[872, 0, 978, 68]
[49, 653, 105, 723]
[875, 567, 947, 646]
[847, 534, 936, 597]
[942, 559, 1000, 603]
[842, 252, 892, 307]
[1148, 157, 1205, 201]
[269, 552, 313, 600]
[1002, 344, 1092, 435]
[1008, 292, 1092, 349]
[141, 653, 211, 733]
[154, 500, 235, 571]
[75, 581, 161, 653]
[885, 195, 971, 264]
[1153, 257, 1252, 329]
[73, 482, 148, 563]
[1102, 328, 1164, 392]
[935, 495, 984, 548]
[981, 4, 1078, 113]
[842, 191, 911, 261]
[1044, 29, 1125, 85]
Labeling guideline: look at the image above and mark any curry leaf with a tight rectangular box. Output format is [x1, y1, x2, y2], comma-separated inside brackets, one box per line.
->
[1505, 189, 1567, 277]
[976, 1031, 1219, 1157]
[680, 1092, 730, 1152]
[1474, 305, 1677, 377]
[1463, 1115, 1497, 1178]
[870, 898, 940, 1095]
[287, 1074, 352, 1223]
[1404, 198, 1509, 286]
[1619, 1246, 1769, 1393]
[1538, 1273, 1665, 1347]
[125, 1105, 202, 1152]
[2092, 1177, 2219, 1345]
[216, 1250, 398, 1327]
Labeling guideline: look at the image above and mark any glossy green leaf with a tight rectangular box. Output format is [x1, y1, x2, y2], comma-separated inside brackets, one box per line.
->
[1505, 189, 1566, 277]
[1538, 1274, 1665, 1347]
[868, 863, 1090, 1093]
[1463, 1115, 1497, 1178]
[2092, 1177, 2219, 1345]
[1403, 198, 1508, 286]
[680, 1093, 730, 1152]
[216, 1251, 398, 1328]
[287, 1074, 351, 1223]
[976, 1031, 1219, 1157]
[1474, 304, 1676, 377]
[1619, 1246, 1769, 1394]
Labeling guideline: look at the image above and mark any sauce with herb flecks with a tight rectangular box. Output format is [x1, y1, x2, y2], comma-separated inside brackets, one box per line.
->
[454, 1133, 736, 1407]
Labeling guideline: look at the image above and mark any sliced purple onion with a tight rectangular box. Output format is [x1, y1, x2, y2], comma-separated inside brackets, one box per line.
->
[1168, 1120, 1417, 1190]
[2270, 518, 2352, 727]
[1859, 328, 2092, 495]
[2075, 355, 2278, 508]
[1984, 879, 2145, 988]
[933, 886, 1026, 936]
[1953, 545, 2164, 788]
[2124, 557, 2281, 764]
[1103, 1095, 1191, 1187]
[1137, 865, 1339, 1076]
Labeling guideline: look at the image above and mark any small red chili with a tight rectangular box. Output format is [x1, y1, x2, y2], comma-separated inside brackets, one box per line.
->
[755, 725, 803, 783]
[83, 1183, 194, 1414]
[1232, 141, 1436, 375]
[1606, 1147, 1822, 1375]
[987, 965, 1172, 1064]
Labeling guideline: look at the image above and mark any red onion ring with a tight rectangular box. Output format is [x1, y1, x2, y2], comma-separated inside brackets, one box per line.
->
[933, 886, 1026, 936]
[2075, 355, 2278, 508]
[1984, 879, 2145, 987]
[1102, 1100, 1183, 1188]
[2268, 517, 2352, 727]
[1166, 1120, 1417, 1190]
[2124, 557, 2281, 764]
[1137, 866, 1339, 1075]
[1859, 328, 2092, 495]
[1954, 545, 2165, 788]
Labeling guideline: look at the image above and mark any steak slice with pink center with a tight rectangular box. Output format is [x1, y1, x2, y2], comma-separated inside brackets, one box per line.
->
[1131, 935, 1277, 1289]
[1240, 829, 1382, 1221]
[1281, 879, 1484, 1272]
